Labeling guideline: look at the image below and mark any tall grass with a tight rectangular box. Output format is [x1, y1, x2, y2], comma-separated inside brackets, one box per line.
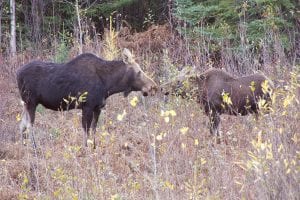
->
[0, 24, 299, 200]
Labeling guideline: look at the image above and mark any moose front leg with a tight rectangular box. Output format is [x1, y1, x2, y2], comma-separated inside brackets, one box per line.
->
[208, 111, 221, 144]
[91, 108, 101, 149]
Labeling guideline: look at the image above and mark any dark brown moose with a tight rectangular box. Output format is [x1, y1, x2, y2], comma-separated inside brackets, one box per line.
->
[194, 68, 274, 139]
[17, 48, 157, 148]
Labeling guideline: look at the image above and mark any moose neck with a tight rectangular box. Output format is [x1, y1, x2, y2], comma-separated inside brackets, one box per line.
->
[107, 74, 132, 97]
[100, 62, 133, 97]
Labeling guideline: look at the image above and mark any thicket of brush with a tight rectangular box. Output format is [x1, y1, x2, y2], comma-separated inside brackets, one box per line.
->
[0, 16, 299, 200]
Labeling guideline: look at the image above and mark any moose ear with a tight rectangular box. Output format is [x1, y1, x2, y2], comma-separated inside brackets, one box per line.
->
[192, 74, 205, 83]
[188, 76, 197, 83]
[199, 74, 206, 81]
[122, 48, 135, 64]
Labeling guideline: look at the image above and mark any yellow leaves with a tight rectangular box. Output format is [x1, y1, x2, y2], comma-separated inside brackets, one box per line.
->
[63, 96, 75, 104]
[234, 180, 243, 186]
[111, 194, 121, 200]
[160, 109, 176, 123]
[279, 72, 300, 109]
[180, 127, 189, 135]
[250, 81, 256, 92]
[221, 90, 232, 105]
[150, 142, 155, 148]
[102, 131, 109, 137]
[161, 110, 176, 117]
[257, 98, 267, 110]
[163, 180, 175, 190]
[184, 178, 207, 199]
[129, 180, 141, 191]
[167, 110, 177, 116]
[16, 113, 21, 122]
[22, 174, 29, 187]
[278, 144, 284, 153]
[63, 151, 72, 160]
[63, 91, 88, 108]
[78, 91, 88, 103]
[117, 110, 126, 121]
[155, 131, 167, 143]
[45, 151, 52, 159]
[251, 131, 262, 149]
[156, 133, 163, 141]
[164, 116, 170, 123]
[18, 193, 29, 200]
[261, 80, 271, 95]
[87, 139, 94, 145]
[194, 139, 199, 146]
[246, 131, 276, 173]
[291, 134, 298, 144]
[266, 149, 273, 160]
[251, 132, 273, 160]
[283, 94, 295, 108]
[200, 158, 206, 165]
[130, 96, 139, 107]
[181, 143, 186, 149]
[68, 145, 81, 154]
[53, 188, 62, 198]
[284, 159, 291, 174]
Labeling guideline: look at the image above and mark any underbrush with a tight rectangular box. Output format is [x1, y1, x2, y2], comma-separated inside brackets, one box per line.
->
[0, 72, 299, 199]
[0, 25, 299, 199]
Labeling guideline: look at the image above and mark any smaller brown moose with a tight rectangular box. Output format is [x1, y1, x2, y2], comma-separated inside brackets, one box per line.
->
[194, 68, 274, 139]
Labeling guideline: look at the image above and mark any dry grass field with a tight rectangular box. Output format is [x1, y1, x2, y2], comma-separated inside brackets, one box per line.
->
[0, 25, 299, 200]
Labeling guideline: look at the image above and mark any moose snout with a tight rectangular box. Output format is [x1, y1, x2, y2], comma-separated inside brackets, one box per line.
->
[142, 85, 158, 96]
[159, 86, 170, 96]
[149, 85, 158, 96]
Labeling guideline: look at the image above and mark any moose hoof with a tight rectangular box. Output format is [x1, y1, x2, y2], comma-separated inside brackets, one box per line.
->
[216, 137, 221, 144]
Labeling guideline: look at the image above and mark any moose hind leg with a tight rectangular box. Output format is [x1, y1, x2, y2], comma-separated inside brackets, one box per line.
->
[19, 101, 30, 145]
[27, 103, 37, 149]
[19, 101, 37, 148]
[82, 107, 94, 147]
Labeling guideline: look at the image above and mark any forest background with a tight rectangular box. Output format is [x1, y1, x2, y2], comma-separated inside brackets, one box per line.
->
[0, 0, 299, 199]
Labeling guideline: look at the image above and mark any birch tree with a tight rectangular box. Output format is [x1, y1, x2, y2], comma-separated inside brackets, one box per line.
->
[9, 0, 16, 56]
[0, 0, 3, 50]
[75, 0, 83, 53]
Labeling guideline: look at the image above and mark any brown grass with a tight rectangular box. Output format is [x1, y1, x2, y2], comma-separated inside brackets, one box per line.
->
[0, 24, 299, 200]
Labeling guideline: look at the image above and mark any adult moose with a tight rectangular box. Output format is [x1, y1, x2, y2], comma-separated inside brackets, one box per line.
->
[17, 48, 157, 148]
[194, 68, 274, 141]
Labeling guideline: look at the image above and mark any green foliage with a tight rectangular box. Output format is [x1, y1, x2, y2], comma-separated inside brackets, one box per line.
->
[143, 8, 155, 29]
[53, 29, 71, 63]
[87, 0, 137, 16]
[174, 0, 298, 50]
[54, 41, 69, 63]
[36, 104, 45, 115]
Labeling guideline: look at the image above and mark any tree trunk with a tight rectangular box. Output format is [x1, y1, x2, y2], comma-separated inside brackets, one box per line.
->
[31, 0, 42, 51]
[0, 0, 3, 51]
[75, 0, 83, 53]
[10, 0, 16, 56]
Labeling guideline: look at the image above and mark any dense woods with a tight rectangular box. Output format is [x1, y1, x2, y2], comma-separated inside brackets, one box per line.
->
[1, 1, 298, 60]
[0, 0, 168, 53]
[0, 0, 299, 199]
